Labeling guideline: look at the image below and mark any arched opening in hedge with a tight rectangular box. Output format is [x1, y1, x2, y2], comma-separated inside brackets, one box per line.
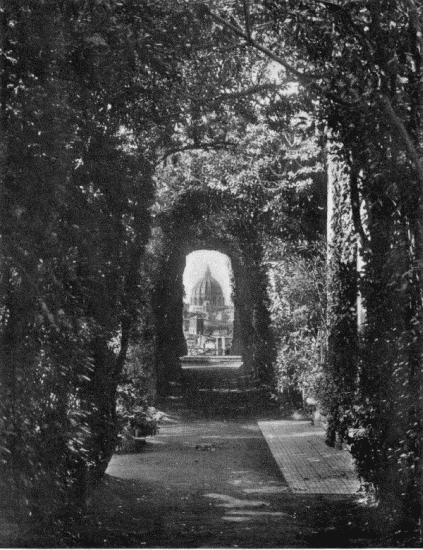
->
[152, 188, 276, 396]
[182, 250, 235, 356]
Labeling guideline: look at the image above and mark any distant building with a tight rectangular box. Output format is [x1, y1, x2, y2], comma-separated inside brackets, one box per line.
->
[183, 265, 234, 355]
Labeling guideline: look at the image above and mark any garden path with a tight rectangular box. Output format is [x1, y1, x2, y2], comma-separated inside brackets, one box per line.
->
[258, 420, 360, 495]
[72, 409, 382, 548]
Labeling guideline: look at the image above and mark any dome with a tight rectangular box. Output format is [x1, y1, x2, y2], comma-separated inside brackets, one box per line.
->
[190, 266, 225, 307]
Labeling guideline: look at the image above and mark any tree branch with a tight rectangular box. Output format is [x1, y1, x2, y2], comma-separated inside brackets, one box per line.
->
[243, 0, 252, 41]
[205, 5, 353, 106]
[188, 82, 279, 106]
[406, 0, 423, 58]
[349, 167, 368, 246]
[380, 94, 423, 186]
[207, 8, 317, 85]
[157, 141, 237, 164]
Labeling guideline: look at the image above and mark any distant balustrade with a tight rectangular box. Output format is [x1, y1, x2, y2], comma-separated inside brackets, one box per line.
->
[180, 355, 243, 369]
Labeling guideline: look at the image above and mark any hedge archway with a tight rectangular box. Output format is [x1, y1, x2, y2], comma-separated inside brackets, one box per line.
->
[152, 187, 276, 396]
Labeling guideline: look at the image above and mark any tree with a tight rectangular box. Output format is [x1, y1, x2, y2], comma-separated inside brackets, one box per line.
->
[266, 239, 327, 413]
[201, 0, 423, 538]
[152, 85, 326, 395]
[0, 0, 196, 523]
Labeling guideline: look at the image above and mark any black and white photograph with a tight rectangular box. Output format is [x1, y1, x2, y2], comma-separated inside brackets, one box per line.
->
[1, 0, 423, 547]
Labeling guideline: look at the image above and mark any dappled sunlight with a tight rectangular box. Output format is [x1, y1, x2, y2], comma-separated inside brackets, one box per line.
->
[240, 424, 261, 431]
[204, 492, 288, 524]
[230, 479, 290, 494]
[204, 493, 269, 508]
[222, 516, 251, 522]
[199, 434, 263, 439]
[226, 510, 287, 516]
[228, 470, 290, 494]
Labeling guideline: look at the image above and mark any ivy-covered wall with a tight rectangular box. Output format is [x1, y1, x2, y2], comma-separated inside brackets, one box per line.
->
[325, 147, 423, 536]
[323, 152, 359, 446]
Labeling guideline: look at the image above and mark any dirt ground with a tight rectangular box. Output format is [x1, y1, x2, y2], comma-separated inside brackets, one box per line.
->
[51, 407, 384, 548]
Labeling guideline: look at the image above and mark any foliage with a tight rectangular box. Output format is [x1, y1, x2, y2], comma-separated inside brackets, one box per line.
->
[256, 0, 423, 538]
[202, 0, 423, 538]
[266, 240, 327, 413]
[152, 184, 275, 392]
[6, 0, 422, 541]
[0, 0, 195, 524]
[119, 245, 160, 404]
[155, 95, 326, 243]
[151, 49, 327, 393]
[116, 383, 159, 447]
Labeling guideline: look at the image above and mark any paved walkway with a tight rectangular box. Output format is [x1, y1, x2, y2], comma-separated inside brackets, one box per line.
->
[258, 420, 361, 495]
[2, 415, 378, 548]
[90, 416, 375, 548]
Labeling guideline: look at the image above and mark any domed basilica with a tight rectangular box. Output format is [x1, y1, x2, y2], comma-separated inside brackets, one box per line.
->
[183, 266, 234, 355]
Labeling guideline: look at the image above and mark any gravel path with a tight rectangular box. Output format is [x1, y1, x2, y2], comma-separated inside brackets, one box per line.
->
[70, 411, 381, 548]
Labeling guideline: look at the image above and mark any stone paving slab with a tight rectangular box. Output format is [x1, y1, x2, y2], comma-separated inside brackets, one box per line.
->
[258, 420, 361, 495]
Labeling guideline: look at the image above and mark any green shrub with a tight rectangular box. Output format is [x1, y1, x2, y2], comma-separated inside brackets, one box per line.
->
[267, 241, 327, 414]
[115, 384, 159, 452]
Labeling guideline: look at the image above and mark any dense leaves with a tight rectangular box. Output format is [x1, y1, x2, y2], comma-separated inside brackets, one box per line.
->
[256, 0, 423, 538]
[266, 240, 327, 413]
[198, 0, 423, 538]
[2, 0, 422, 543]
[0, 0, 194, 525]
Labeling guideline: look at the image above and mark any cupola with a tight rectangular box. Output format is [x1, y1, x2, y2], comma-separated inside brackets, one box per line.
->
[190, 265, 225, 307]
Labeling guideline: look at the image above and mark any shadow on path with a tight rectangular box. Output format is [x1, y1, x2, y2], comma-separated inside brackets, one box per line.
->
[66, 410, 381, 548]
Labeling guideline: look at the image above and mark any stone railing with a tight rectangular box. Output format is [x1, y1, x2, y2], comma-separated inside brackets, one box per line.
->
[180, 355, 243, 369]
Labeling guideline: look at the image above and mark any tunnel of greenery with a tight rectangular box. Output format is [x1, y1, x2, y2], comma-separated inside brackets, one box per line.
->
[1, 0, 423, 545]
[152, 187, 277, 395]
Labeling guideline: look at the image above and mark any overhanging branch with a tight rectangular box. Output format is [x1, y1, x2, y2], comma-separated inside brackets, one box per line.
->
[157, 140, 237, 164]
[207, 8, 317, 85]
[349, 167, 368, 246]
[188, 82, 279, 106]
[406, 0, 423, 57]
[380, 95, 423, 186]
[198, 5, 423, 189]
[205, 5, 353, 106]
[243, 0, 252, 41]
